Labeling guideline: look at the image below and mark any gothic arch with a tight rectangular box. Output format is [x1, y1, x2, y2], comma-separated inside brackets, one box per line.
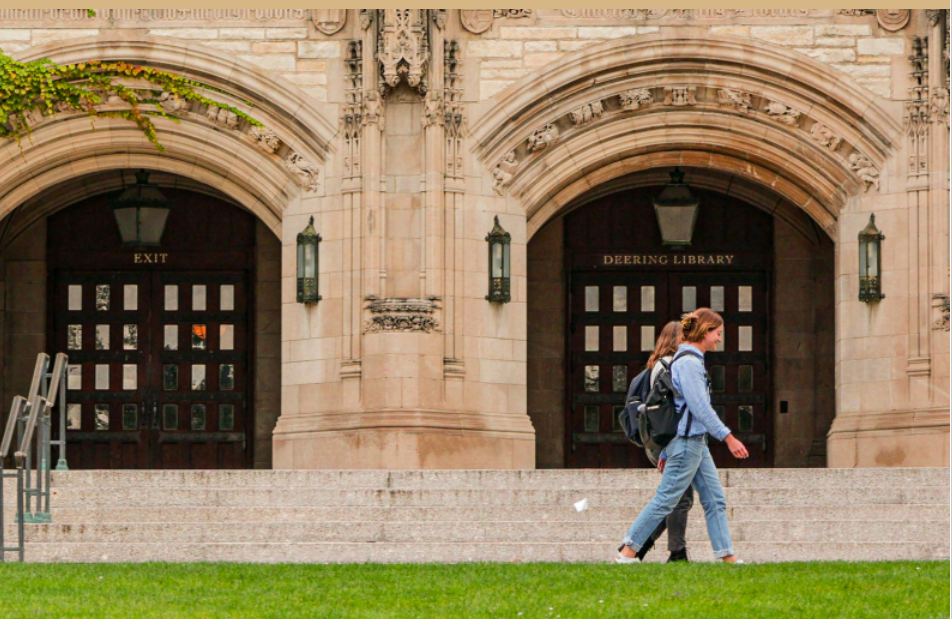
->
[0, 35, 339, 237]
[468, 34, 904, 240]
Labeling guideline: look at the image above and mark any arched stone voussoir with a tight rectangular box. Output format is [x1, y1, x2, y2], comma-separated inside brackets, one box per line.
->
[13, 34, 336, 162]
[0, 117, 291, 238]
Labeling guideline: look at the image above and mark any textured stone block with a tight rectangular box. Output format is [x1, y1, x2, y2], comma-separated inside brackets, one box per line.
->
[816, 24, 871, 37]
[815, 37, 855, 47]
[147, 28, 217, 40]
[500, 27, 577, 40]
[522, 52, 563, 69]
[750, 26, 814, 46]
[524, 41, 557, 52]
[833, 63, 891, 78]
[0, 29, 31, 41]
[203, 41, 253, 53]
[468, 40, 523, 58]
[578, 27, 638, 39]
[559, 40, 598, 52]
[219, 28, 265, 40]
[711, 26, 750, 37]
[238, 54, 297, 72]
[857, 38, 905, 56]
[297, 41, 341, 59]
[31, 29, 100, 45]
[795, 47, 857, 63]
[252, 41, 296, 54]
[266, 28, 308, 40]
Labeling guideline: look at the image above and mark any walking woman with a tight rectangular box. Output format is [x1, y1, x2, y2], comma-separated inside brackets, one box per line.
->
[629, 321, 695, 563]
[616, 308, 749, 564]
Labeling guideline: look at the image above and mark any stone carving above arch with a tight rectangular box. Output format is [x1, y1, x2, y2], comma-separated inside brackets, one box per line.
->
[569, 101, 604, 126]
[468, 35, 901, 235]
[876, 9, 910, 32]
[527, 124, 559, 152]
[312, 8, 346, 35]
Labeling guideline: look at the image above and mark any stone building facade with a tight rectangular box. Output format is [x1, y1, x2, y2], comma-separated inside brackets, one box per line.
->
[0, 9, 948, 470]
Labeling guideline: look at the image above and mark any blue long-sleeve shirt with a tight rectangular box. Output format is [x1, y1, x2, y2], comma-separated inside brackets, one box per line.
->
[660, 344, 732, 459]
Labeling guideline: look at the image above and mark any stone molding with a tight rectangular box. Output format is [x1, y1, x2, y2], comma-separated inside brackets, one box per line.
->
[364, 298, 442, 334]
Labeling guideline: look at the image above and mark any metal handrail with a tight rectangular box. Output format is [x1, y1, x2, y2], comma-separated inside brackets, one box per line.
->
[1, 353, 67, 562]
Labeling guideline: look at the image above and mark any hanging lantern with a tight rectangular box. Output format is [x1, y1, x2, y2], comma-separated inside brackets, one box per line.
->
[858, 214, 885, 303]
[297, 217, 322, 304]
[110, 170, 172, 247]
[653, 167, 700, 248]
[485, 216, 511, 304]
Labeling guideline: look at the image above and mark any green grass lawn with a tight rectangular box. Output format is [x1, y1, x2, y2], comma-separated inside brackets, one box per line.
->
[0, 562, 947, 619]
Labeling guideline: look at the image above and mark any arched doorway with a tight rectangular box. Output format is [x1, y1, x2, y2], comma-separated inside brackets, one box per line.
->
[38, 177, 280, 469]
[527, 172, 835, 470]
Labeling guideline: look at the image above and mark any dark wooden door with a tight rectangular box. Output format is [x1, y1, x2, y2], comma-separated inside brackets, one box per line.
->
[563, 184, 774, 469]
[48, 185, 256, 469]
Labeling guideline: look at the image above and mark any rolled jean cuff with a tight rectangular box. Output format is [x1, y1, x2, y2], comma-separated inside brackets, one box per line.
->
[713, 548, 734, 559]
[622, 537, 641, 551]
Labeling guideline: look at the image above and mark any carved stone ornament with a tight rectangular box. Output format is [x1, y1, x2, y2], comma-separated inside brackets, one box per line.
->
[876, 9, 910, 32]
[158, 91, 191, 115]
[358, 9, 373, 30]
[494, 10, 533, 19]
[460, 9, 495, 34]
[422, 89, 444, 127]
[364, 298, 441, 334]
[378, 9, 430, 91]
[312, 9, 346, 35]
[285, 152, 320, 192]
[663, 87, 697, 107]
[206, 106, 239, 129]
[363, 90, 385, 130]
[837, 9, 874, 17]
[932, 88, 950, 128]
[848, 152, 880, 192]
[765, 101, 802, 126]
[933, 294, 950, 331]
[716, 89, 752, 113]
[618, 88, 653, 110]
[569, 101, 605, 126]
[527, 124, 559, 153]
[250, 127, 282, 154]
[926, 9, 944, 26]
[810, 123, 843, 150]
[432, 9, 448, 30]
[492, 151, 519, 196]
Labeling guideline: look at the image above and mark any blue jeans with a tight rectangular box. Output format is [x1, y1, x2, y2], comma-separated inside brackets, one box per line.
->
[623, 435, 735, 559]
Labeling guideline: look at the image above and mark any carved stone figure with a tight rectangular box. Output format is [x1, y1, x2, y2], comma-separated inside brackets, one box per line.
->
[932, 88, 950, 128]
[363, 90, 385, 130]
[716, 89, 752, 113]
[492, 151, 519, 196]
[312, 9, 346, 35]
[364, 298, 441, 333]
[378, 9, 430, 91]
[618, 88, 653, 110]
[663, 87, 697, 107]
[250, 127, 282, 154]
[765, 101, 801, 126]
[569, 101, 605, 126]
[527, 124, 559, 153]
[422, 89, 444, 127]
[848, 153, 880, 192]
[837, 9, 874, 17]
[285, 153, 321, 192]
[158, 92, 191, 115]
[494, 10, 533, 19]
[358, 9, 373, 30]
[810, 123, 842, 150]
[206, 106, 239, 129]
[876, 9, 910, 32]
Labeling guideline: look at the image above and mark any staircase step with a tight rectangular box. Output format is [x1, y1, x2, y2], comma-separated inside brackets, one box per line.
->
[8, 520, 949, 544]
[19, 541, 950, 564]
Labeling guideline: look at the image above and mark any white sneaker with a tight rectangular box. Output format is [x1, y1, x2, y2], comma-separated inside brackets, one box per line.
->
[614, 553, 641, 564]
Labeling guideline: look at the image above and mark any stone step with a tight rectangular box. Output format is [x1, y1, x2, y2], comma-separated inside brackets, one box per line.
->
[46, 486, 951, 508]
[41, 504, 952, 524]
[47, 468, 951, 489]
[7, 520, 949, 544]
[17, 541, 950, 564]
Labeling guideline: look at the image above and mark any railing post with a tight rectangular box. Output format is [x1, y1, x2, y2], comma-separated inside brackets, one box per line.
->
[55, 370, 68, 471]
[1, 396, 27, 562]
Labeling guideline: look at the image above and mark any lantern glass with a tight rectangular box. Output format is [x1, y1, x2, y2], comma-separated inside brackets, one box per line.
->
[485, 216, 512, 304]
[110, 170, 172, 247]
[865, 240, 878, 277]
[503, 243, 511, 278]
[297, 243, 305, 279]
[491, 242, 503, 278]
[304, 243, 317, 279]
[858, 214, 884, 303]
[653, 168, 700, 247]
[113, 207, 139, 245]
[137, 207, 170, 246]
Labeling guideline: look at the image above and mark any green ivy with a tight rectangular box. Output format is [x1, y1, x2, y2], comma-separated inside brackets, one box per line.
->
[0, 48, 262, 152]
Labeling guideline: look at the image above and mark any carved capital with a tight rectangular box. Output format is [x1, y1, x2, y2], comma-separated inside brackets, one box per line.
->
[285, 152, 320, 192]
[569, 101, 605, 126]
[848, 152, 880, 192]
[662, 87, 697, 107]
[715, 89, 752, 113]
[765, 100, 802, 126]
[158, 91, 191, 115]
[492, 151, 518, 196]
[618, 88, 653, 110]
[422, 89, 445, 127]
[249, 127, 282, 154]
[527, 124, 559, 153]
[809, 123, 843, 150]
[364, 298, 441, 333]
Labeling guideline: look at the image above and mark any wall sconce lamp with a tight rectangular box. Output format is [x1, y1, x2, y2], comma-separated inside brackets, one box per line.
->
[858, 214, 885, 303]
[297, 217, 322, 304]
[110, 170, 172, 247]
[485, 216, 511, 304]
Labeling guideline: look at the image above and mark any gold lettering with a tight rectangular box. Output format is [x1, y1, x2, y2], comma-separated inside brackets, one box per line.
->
[134, 254, 142, 264]
[615, 255, 624, 265]
[624, 256, 632, 265]
[159, 254, 168, 264]
[604, 256, 614, 265]
[633, 256, 642, 265]
[688, 256, 697, 264]
[726, 255, 735, 264]
[716, 256, 725, 265]
[647, 256, 657, 265]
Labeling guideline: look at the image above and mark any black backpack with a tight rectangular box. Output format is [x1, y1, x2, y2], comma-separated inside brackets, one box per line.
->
[638, 355, 690, 451]
[619, 368, 652, 447]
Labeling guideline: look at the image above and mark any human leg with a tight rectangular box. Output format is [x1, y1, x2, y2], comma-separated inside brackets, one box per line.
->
[690, 443, 734, 560]
[621, 437, 702, 553]
[665, 485, 694, 554]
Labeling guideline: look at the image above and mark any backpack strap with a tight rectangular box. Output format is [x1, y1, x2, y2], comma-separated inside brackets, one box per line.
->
[670, 351, 694, 438]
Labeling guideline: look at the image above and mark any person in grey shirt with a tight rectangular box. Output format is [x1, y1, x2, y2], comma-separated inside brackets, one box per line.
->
[632, 321, 694, 563]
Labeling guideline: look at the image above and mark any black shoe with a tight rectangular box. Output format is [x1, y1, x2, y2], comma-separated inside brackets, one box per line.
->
[667, 549, 689, 563]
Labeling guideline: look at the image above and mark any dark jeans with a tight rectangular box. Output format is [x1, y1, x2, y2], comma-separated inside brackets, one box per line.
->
[645, 448, 695, 553]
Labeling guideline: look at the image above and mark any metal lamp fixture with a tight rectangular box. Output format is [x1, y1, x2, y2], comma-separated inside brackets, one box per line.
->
[110, 170, 172, 247]
[297, 216, 322, 304]
[485, 216, 511, 304]
[653, 167, 700, 248]
[858, 214, 885, 303]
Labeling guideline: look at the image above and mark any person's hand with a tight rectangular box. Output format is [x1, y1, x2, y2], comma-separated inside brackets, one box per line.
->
[658, 458, 666, 473]
[725, 434, 749, 459]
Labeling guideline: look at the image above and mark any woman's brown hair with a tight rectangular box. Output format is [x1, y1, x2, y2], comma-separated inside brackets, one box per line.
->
[647, 321, 682, 370]
[681, 308, 724, 343]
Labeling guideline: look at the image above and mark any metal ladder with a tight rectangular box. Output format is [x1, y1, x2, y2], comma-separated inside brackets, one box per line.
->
[1, 353, 68, 562]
